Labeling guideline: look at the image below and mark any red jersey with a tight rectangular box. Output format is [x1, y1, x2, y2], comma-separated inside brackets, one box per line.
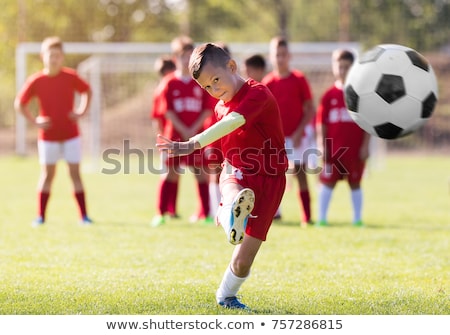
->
[316, 82, 366, 159]
[151, 80, 165, 120]
[215, 79, 288, 176]
[262, 69, 313, 136]
[159, 72, 213, 140]
[17, 67, 91, 141]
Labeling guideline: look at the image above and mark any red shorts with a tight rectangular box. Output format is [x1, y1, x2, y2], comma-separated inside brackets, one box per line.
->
[219, 163, 286, 241]
[319, 157, 366, 184]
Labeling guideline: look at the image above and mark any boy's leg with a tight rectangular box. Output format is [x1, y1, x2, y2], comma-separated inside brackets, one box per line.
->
[296, 164, 312, 225]
[36, 164, 56, 224]
[68, 163, 91, 223]
[152, 162, 180, 226]
[208, 172, 221, 217]
[191, 168, 210, 221]
[64, 137, 91, 223]
[318, 183, 334, 226]
[35, 140, 59, 224]
[216, 235, 262, 309]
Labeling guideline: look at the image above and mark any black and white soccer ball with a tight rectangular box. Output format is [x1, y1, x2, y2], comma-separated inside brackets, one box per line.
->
[344, 44, 438, 139]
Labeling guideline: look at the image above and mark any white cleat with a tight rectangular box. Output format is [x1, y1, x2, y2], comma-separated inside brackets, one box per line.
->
[217, 188, 255, 245]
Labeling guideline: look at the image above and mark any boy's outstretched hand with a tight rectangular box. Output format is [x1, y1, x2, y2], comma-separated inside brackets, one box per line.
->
[156, 134, 199, 157]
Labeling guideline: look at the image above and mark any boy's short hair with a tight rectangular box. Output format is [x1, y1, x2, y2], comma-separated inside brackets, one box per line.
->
[245, 54, 266, 70]
[270, 35, 289, 50]
[154, 55, 176, 76]
[41, 36, 63, 54]
[171, 36, 194, 56]
[332, 49, 355, 63]
[189, 43, 231, 80]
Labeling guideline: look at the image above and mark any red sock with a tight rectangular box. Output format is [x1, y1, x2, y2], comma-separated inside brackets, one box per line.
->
[167, 180, 178, 216]
[299, 190, 311, 222]
[197, 181, 210, 218]
[157, 180, 172, 215]
[38, 191, 50, 220]
[74, 191, 88, 218]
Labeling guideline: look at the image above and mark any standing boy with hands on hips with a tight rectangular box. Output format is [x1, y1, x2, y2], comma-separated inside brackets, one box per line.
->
[15, 36, 93, 226]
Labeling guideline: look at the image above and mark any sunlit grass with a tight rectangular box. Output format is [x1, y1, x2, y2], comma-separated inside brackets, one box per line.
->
[0, 154, 449, 315]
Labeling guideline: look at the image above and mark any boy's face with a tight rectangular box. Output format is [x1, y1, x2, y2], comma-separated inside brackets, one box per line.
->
[177, 49, 193, 72]
[333, 58, 353, 83]
[41, 47, 64, 74]
[195, 60, 239, 103]
[245, 66, 265, 82]
[270, 45, 290, 72]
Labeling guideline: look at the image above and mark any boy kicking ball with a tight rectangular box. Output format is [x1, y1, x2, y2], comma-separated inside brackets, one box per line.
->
[157, 43, 288, 310]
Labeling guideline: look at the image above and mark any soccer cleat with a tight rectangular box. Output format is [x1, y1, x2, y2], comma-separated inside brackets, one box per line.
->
[315, 220, 328, 227]
[353, 220, 364, 227]
[218, 188, 255, 245]
[32, 216, 45, 227]
[301, 219, 314, 228]
[202, 216, 215, 225]
[80, 215, 93, 225]
[151, 215, 165, 227]
[218, 296, 251, 311]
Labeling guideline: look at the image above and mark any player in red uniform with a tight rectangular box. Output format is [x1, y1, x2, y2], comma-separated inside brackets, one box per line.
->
[151, 55, 176, 135]
[243, 54, 266, 83]
[316, 49, 371, 227]
[14, 36, 93, 226]
[151, 36, 213, 227]
[157, 43, 288, 310]
[262, 36, 316, 226]
[150, 55, 179, 218]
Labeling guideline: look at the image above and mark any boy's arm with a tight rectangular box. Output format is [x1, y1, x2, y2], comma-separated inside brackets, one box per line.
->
[359, 132, 371, 161]
[70, 89, 92, 120]
[186, 109, 212, 137]
[14, 96, 51, 129]
[14, 97, 35, 124]
[164, 110, 191, 140]
[316, 122, 329, 162]
[157, 112, 245, 156]
[292, 99, 315, 145]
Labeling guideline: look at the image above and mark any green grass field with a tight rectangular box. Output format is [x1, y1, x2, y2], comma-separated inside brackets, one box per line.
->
[0, 153, 449, 315]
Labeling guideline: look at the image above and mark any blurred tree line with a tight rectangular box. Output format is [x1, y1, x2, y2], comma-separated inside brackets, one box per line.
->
[1, 0, 449, 127]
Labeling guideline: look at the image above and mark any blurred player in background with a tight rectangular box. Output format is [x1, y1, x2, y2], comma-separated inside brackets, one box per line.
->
[151, 36, 213, 227]
[243, 54, 266, 82]
[157, 43, 288, 310]
[262, 36, 316, 226]
[14, 36, 93, 226]
[151, 55, 176, 134]
[316, 49, 370, 227]
[150, 55, 178, 218]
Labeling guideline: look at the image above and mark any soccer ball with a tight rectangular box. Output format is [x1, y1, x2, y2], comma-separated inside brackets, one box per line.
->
[344, 44, 438, 139]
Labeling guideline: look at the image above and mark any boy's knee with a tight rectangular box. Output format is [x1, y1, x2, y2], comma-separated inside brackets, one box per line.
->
[231, 258, 251, 278]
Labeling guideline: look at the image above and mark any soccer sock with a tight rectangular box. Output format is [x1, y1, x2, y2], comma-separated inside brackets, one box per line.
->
[274, 206, 282, 218]
[209, 182, 221, 217]
[299, 190, 311, 222]
[74, 191, 88, 218]
[157, 179, 171, 215]
[216, 265, 249, 303]
[38, 191, 50, 220]
[197, 181, 210, 218]
[351, 188, 363, 223]
[167, 180, 178, 215]
[318, 184, 333, 222]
